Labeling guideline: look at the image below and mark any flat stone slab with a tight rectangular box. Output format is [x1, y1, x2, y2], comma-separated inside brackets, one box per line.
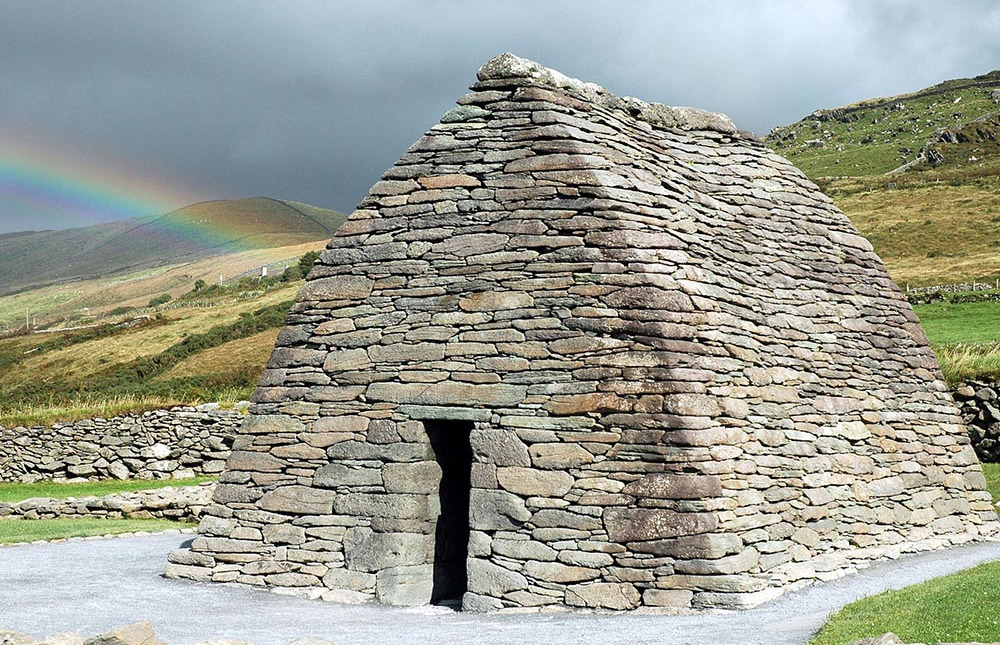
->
[2, 534, 1000, 645]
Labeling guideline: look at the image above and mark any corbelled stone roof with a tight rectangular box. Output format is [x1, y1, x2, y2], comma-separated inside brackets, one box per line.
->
[168, 54, 999, 612]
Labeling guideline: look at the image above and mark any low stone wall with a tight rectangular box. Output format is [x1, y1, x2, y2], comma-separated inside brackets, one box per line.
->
[955, 382, 1000, 462]
[0, 404, 245, 483]
[0, 483, 214, 523]
[1, 623, 333, 645]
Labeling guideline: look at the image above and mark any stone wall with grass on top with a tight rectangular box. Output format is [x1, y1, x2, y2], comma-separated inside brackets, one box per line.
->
[0, 404, 245, 483]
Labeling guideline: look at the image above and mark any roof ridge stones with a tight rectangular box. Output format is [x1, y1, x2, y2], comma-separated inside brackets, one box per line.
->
[468, 52, 739, 135]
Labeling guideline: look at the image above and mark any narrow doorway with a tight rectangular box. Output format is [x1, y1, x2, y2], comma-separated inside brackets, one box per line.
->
[425, 420, 473, 606]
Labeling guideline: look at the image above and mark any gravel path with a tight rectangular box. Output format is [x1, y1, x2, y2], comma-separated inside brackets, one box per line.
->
[2, 533, 1000, 645]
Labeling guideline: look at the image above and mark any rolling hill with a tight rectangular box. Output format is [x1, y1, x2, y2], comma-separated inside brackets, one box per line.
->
[0, 197, 347, 296]
[765, 70, 1000, 287]
[766, 69, 1000, 178]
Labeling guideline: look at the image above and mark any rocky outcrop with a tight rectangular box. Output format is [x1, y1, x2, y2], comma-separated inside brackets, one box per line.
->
[0, 405, 244, 483]
[0, 483, 214, 523]
[169, 53, 997, 612]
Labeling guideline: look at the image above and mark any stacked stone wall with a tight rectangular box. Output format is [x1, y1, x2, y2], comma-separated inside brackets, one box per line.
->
[0, 405, 242, 482]
[955, 381, 1000, 462]
[168, 54, 998, 611]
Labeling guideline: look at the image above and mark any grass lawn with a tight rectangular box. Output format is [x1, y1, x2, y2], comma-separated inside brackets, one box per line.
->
[0, 517, 194, 544]
[912, 299, 1000, 384]
[809, 559, 1000, 645]
[0, 476, 215, 503]
[914, 299, 1000, 345]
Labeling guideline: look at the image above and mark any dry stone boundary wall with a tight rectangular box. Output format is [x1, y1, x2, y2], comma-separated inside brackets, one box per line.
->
[0, 483, 213, 523]
[0, 405, 244, 483]
[956, 381, 1000, 462]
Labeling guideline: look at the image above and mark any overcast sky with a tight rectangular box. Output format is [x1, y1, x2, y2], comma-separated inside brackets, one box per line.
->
[1, 0, 998, 233]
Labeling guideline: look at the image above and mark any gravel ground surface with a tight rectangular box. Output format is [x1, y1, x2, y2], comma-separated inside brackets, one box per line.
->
[2, 533, 1000, 645]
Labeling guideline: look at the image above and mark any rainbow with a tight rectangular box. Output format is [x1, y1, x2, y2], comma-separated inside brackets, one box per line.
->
[0, 132, 205, 230]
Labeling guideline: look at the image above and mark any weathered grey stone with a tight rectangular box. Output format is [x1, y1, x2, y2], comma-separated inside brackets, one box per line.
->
[565, 582, 641, 610]
[622, 474, 722, 500]
[497, 467, 573, 497]
[383, 462, 442, 493]
[335, 493, 429, 520]
[470, 428, 531, 466]
[605, 508, 718, 542]
[167, 52, 1000, 613]
[528, 443, 594, 469]
[375, 565, 434, 606]
[313, 463, 381, 488]
[467, 558, 529, 596]
[300, 276, 375, 301]
[469, 489, 531, 529]
[344, 527, 433, 572]
[523, 561, 599, 583]
[83, 623, 162, 645]
[322, 567, 376, 592]
[492, 538, 558, 562]
[262, 524, 307, 545]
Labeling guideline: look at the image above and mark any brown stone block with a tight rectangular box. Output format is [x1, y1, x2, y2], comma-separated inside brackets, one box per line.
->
[225, 450, 285, 473]
[544, 393, 632, 415]
[631, 533, 742, 559]
[659, 572, 767, 593]
[497, 466, 573, 497]
[300, 276, 375, 301]
[322, 349, 371, 372]
[459, 290, 534, 311]
[417, 173, 480, 189]
[529, 443, 594, 469]
[240, 414, 305, 435]
[623, 474, 723, 500]
[642, 588, 694, 608]
[259, 486, 335, 515]
[604, 508, 718, 542]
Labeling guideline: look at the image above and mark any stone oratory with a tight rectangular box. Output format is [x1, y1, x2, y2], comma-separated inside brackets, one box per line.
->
[167, 54, 998, 611]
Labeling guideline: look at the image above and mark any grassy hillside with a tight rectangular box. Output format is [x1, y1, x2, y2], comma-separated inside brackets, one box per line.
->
[0, 276, 303, 426]
[0, 197, 346, 296]
[768, 70, 1000, 178]
[0, 240, 323, 332]
[765, 70, 1000, 288]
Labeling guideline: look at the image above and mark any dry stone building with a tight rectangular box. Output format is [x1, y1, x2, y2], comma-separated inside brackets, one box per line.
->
[167, 54, 999, 611]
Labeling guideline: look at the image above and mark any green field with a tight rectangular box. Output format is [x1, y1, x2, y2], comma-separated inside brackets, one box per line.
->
[810, 558, 1000, 645]
[913, 297, 1000, 383]
[0, 477, 214, 503]
[0, 518, 194, 544]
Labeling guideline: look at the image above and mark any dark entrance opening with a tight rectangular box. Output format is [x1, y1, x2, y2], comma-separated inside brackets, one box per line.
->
[426, 420, 473, 607]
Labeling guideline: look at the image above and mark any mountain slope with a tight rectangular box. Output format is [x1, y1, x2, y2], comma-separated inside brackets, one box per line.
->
[0, 197, 347, 296]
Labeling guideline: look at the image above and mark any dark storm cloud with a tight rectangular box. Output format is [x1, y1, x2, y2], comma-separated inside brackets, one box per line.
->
[1, 0, 998, 233]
